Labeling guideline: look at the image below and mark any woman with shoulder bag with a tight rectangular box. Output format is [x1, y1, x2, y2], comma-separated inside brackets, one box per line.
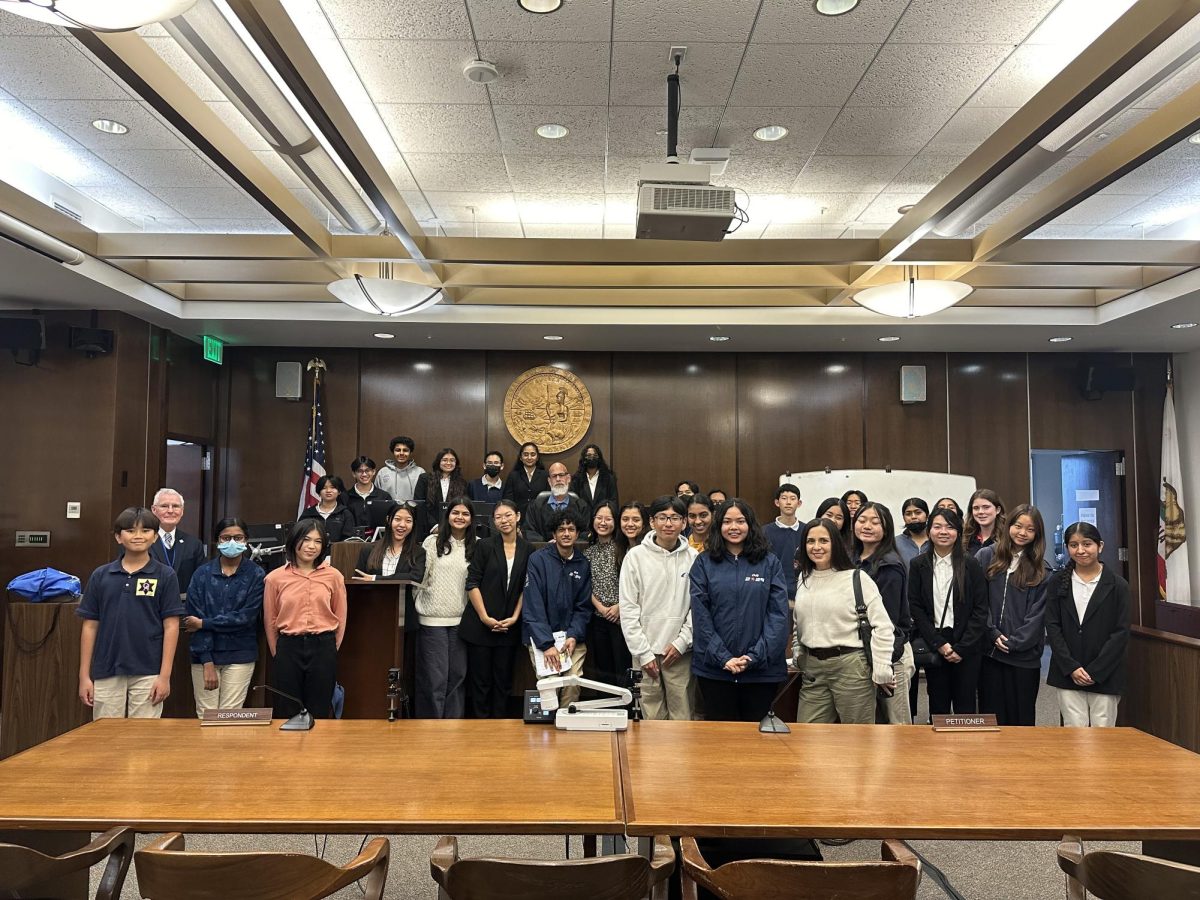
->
[793, 518, 895, 724]
[908, 507, 989, 717]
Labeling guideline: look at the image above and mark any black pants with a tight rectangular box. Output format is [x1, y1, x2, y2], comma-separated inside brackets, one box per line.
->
[697, 677, 779, 723]
[979, 655, 1040, 725]
[588, 614, 631, 687]
[925, 643, 983, 716]
[273, 631, 337, 719]
[464, 641, 516, 718]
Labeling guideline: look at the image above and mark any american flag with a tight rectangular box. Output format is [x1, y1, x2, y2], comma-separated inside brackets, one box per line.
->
[297, 371, 327, 517]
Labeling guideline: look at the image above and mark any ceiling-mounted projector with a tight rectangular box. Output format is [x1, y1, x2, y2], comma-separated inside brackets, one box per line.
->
[635, 164, 736, 241]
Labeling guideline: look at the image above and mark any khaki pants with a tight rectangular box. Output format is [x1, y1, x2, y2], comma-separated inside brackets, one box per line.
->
[1058, 689, 1120, 727]
[93, 675, 161, 720]
[796, 650, 875, 724]
[529, 642, 587, 707]
[191, 662, 257, 718]
[640, 652, 696, 720]
[883, 643, 916, 724]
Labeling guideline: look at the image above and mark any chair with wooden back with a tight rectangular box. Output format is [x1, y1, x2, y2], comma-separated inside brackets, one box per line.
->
[1058, 836, 1200, 900]
[680, 836, 920, 900]
[134, 833, 390, 900]
[430, 834, 675, 900]
[0, 826, 134, 900]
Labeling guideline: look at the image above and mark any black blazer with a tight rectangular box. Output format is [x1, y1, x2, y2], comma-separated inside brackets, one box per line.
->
[126, 530, 207, 596]
[460, 535, 531, 646]
[569, 469, 619, 517]
[1044, 566, 1131, 695]
[502, 466, 549, 517]
[354, 541, 427, 583]
[908, 551, 989, 657]
[414, 472, 469, 539]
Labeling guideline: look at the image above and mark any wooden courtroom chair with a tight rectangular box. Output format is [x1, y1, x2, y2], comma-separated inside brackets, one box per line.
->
[134, 833, 390, 900]
[1058, 835, 1200, 900]
[680, 836, 920, 900]
[0, 826, 134, 900]
[430, 834, 675, 900]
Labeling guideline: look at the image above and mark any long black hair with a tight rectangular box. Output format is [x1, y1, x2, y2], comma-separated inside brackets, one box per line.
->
[986, 503, 1046, 588]
[435, 499, 477, 561]
[933, 497, 964, 519]
[574, 443, 612, 479]
[366, 502, 420, 572]
[816, 497, 853, 548]
[1062, 521, 1104, 571]
[615, 500, 648, 567]
[797, 518, 855, 584]
[852, 501, 900, 577]
[928, 506, 968, 599]
[705, 498, 770, 564]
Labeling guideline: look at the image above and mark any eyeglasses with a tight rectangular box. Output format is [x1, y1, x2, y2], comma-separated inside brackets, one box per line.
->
[653, 514, 683, 524]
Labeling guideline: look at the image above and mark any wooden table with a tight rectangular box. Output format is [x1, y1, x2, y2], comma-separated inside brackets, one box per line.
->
[619, 721, 1200, 841]
[0, 718, 623, 835]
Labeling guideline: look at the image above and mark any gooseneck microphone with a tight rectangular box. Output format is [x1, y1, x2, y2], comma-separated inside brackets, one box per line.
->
[759, 670, 801, 734]
[252, 684, 315, 731]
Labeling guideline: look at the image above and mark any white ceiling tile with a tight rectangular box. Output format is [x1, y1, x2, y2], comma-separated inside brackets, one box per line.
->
[480, 41, 610, 105]
[603, 196, 636, 225]
[0, 14, 63, 35]
[712, 107, 840, 156]
[763, 223, 855, 238]
[607, 106, 722, 156]
[403, 153, 513, 192]
[152, 186, 272, 219]
[1086, 223, 1149, 239]
[849, 44, 1012, 108]
[141, 36, 226, 102]
[819, 106, 957, 155]
[713, 155, 807, 193]
[746, 192, 874, 224]
[207, 101, 273, 151]
[605, 157, 651, 194]
[467, 0, 613, 42]
[1108, 195, 1200, 227]
[610, 42, 744, 107]
[129, 217, 197, 233]
[612, 0, 759, 41]
[793, 156, 911, 194]
[35, 99, 188, 150]
[0, 36, 129, 100]
[81, 182, 185, 222]
[423, 191, 519, 223]
[432, 221, 524, 238]
[731, 44, 878, 108]
[967, 44, 1063, 108]
[316, 0, 472, 40]
[1051, 191, 1149, 225]
[378, 104, 501, 154]
[923, 106, 1017, 155]
[186, 219, 292, 234]
[724, 221, 768, 239]
[603, 223, 636, 239]
[504, 156, 606, 193]
[891, 0, 1058, 44]
[492, 105, 608, 153]
[343, 40, 489, 104]
[1137, 57, 1200, 109]
[1106, 157, 1200, 195]
[856, 192, 928, 223]
[515, 193, 605, 224]
[840, 224, 890, 238]
[523, 223, 604, 238]
[401, 190, 434, 220]
[886, 154, 965, 192]
[753, 0, 908, 44]
[1026, 223, 1099, 239]
[89, 149, 230, 188]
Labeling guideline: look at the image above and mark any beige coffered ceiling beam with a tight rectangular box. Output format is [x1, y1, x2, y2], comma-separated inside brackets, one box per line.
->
[440, 263, 850, 290]
[179, 283, 336, 302]
[72, 28, 335, 258]
[972, 80, 1200, 262]
[959, 288, 1099, 307]
[227, 0, 437, 280]
[450, 287, 830, 307]
[0, 179, 99, 257]
[826, 0, 1200, 306]
[98, 233, 316, 260]
[991, 240, 1200, 266]
[134, 259, 342, 284]
[956, 265, 1149, 290]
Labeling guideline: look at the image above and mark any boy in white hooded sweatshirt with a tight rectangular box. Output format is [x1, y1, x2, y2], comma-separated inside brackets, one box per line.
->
[619, 495, 698, 719]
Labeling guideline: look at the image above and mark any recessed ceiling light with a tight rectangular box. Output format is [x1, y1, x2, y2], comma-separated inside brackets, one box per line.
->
[543, 334, 564, 341]
[91, 119, 128, 135]
[1095, 132, 1111, 141]
[753, 125, 788, 142]
[1189, 133, 1200, 145]
[709, 335, 730, 342]
[1172, 321, 1198, 329]
[814, 0, 860, 15]
[1048, 336, 1073, 343]
[413, 362, 433, 372]
[825, 364, 848, 374]
[535, 123, 569, 139]
[373, 332, 394, 339]
[897, 204, 914, 214]
[877, 336, 901, 343]
[519, 0, 562, 11]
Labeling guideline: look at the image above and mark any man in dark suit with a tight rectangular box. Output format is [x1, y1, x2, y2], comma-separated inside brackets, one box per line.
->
[523, 462, 590, 542]
[145, 488, 207, 594]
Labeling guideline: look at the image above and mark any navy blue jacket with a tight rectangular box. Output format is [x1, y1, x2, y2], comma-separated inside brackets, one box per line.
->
[858, 550, 911, 662]
[522, 545, 592, 651]
[185, 558, 264, 666]
[467, 478, 504, 504]
[977, 546, 1052, 669]
[689, 550, 789, 683]
[763, 521, 802, 600]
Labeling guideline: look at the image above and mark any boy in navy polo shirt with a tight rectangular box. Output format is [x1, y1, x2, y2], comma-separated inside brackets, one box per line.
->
[78, 506, 184, 719]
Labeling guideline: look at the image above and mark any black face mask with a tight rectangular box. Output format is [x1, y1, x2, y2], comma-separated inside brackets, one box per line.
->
[484, 465, 501, 477]
[584, 456, 599, 467]
[904, 520, 928, 535]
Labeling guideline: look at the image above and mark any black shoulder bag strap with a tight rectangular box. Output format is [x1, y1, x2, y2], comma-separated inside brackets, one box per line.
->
[853, 568, 872, 670]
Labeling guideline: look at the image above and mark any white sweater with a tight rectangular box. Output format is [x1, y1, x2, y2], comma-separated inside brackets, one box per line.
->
[793, 568, 895, 685]
[618, 532, 697, 667]
[415, 535, 469, 627]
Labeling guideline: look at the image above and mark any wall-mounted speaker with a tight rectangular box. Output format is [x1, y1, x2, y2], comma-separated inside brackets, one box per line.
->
[68, 326, 114, 357]
[900, 365, 927, 404]
[276, 361, 303, 400]
[0, 315, 45, 366]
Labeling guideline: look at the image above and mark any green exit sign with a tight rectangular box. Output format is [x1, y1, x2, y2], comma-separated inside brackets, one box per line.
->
[203, 335, 224, 365]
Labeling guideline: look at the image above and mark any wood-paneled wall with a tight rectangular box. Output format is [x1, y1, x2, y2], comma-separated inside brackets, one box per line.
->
[1123, 626, 1200, 753]
[214, 348, 1165, 618]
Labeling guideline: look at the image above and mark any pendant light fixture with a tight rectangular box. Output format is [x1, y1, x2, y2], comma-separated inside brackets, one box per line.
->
[853, 266, 972, 318]
[0, 0, 197, 31]
[328, 262, 443, 317]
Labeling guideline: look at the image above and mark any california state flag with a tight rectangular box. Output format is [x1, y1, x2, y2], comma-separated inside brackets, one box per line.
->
[1159, 378, 1190, 605]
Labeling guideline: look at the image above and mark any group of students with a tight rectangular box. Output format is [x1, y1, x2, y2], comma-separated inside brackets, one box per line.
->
[77, 448, 1130, 731]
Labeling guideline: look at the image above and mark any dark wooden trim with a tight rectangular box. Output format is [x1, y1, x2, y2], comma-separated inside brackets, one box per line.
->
[1153, 602, 1200, 640]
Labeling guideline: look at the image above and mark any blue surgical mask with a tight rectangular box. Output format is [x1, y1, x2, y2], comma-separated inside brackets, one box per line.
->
[218, 540, 247, 558]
